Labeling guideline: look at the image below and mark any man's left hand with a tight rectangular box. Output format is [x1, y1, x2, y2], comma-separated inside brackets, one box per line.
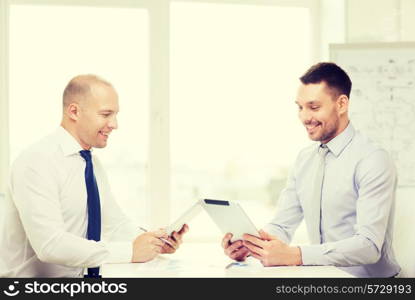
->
[242, 229, 302, 267]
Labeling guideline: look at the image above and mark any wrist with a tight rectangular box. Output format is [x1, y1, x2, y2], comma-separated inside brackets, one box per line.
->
[290, 246, 303, 266]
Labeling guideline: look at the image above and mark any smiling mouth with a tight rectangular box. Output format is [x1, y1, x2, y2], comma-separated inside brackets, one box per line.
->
[305, 123, 321, 133]
[99, 131, 110, 137]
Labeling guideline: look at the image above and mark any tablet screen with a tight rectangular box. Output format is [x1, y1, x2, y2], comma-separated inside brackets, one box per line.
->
[202, 199, 259, 242]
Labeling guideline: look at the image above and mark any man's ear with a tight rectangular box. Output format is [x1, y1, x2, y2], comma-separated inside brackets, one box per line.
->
[337, 94, 349, 115]
[66, 103, 81, 121]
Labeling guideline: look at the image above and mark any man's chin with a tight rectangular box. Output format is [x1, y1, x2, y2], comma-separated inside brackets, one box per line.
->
[94, 142, 107, 149]
[307, 133, 322, 142]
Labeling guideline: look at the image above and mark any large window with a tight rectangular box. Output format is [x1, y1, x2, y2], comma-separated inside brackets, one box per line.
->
[170, 2, 311, 242]
[3, 0, 317, 243]
[9, 4, 149, 223]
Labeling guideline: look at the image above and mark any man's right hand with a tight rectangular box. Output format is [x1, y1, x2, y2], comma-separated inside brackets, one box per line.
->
[132, 230, 168, 263]
[222, 233, 250, 261]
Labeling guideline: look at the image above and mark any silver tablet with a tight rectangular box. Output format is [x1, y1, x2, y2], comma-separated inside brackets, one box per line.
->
[201, 199, 259, 242]
[165, 200, 203, 236]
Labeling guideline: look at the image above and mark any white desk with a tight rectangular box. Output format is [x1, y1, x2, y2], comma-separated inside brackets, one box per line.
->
[102, 242, 353, 278]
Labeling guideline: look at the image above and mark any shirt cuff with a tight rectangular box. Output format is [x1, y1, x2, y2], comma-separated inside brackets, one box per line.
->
[104, 241, 133, 264]
[300, 244, 327, 265]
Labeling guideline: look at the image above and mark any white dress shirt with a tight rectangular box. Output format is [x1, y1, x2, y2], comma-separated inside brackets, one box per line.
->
[264, 123, 401, 277]
[0, 127, 143, 277]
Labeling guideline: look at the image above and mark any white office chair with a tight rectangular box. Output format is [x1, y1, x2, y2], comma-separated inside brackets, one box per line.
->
[392, 190, 415, 277]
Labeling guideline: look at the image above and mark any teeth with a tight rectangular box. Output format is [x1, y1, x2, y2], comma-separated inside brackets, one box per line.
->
[306, 124, 320, 130]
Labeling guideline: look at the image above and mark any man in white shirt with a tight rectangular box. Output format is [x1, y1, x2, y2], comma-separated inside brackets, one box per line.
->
[1, 75, 188, 277]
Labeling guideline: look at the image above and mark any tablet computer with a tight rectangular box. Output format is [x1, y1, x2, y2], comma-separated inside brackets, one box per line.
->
[201, 199, 259, 242]
[165, 200, 203, 236]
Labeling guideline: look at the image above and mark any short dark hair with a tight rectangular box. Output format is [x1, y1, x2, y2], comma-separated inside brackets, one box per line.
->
[299, 62, 352, 98]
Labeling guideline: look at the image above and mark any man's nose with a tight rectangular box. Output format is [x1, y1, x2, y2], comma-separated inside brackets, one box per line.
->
[299, 109, 312, 124]
[108, 116, 118, 130]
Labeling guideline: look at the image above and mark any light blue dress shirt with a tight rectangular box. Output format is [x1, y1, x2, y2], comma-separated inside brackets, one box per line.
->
[264, 123, 401, 277]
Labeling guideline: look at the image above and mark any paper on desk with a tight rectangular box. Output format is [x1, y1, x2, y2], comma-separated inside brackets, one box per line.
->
[132, 255, 230, 277]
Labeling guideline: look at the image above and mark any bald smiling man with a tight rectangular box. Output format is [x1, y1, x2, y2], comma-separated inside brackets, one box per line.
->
[0, 75, 188, 277]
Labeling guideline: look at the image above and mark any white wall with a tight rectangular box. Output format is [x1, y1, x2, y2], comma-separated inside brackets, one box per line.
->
[319, 0, 415, 57]
[320, 0, 346, 60]
[401, 0, 415, 40]
[347, 0, 415, 42]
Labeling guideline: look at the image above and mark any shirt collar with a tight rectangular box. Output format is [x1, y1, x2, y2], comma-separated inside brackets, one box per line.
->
[323, 122, 355, 157]
[56, 126, 91, 157]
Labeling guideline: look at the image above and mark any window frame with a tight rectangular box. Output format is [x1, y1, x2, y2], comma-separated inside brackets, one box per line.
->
[0, 0, 319, 228]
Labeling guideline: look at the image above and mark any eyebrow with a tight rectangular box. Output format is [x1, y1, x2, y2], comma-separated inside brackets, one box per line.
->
[295, 100, 320, 105]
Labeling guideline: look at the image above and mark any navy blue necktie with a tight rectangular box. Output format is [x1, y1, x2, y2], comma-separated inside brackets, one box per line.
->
[80, 150, 101, 278]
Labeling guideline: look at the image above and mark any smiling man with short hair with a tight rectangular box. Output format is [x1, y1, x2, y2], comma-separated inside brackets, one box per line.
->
[1, 74, 188, 277]
[222, 62, 401, 278]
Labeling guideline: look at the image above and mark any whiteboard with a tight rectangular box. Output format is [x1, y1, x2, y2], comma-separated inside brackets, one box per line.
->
[330, 42, 415, 187]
